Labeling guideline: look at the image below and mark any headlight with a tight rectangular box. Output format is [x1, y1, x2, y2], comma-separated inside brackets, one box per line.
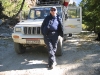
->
[15, 27, 22, 32]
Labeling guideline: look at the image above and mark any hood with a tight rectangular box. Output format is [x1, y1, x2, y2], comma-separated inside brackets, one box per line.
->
[16, 19, 43, 27]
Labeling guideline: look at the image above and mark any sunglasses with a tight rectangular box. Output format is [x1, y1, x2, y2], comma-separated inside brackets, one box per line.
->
[50, 9, 56, 11]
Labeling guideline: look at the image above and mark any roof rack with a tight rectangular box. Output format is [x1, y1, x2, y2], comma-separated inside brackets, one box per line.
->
[37, 1, 62, 6]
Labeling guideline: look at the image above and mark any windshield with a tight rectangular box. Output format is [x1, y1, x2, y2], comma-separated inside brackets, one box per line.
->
[28, 7, 62, 19]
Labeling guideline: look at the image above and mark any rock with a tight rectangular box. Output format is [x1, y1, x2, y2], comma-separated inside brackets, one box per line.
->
[0, 33, 11, 37]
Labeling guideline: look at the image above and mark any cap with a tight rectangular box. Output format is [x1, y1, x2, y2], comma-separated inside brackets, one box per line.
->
[50, 6, 57, 11]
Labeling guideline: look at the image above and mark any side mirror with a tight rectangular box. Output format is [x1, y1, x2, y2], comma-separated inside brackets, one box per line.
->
[65, 14, 68, 20]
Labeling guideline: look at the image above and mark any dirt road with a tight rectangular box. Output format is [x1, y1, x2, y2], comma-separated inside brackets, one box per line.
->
[0, 35, 100, 75]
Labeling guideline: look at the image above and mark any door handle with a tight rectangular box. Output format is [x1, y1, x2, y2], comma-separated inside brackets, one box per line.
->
[77, 19, 80, 21]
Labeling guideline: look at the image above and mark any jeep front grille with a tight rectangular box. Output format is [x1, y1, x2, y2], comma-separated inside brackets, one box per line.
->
[23, 27, 41, 34]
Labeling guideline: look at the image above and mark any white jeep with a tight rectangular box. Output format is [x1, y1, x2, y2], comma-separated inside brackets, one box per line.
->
[12, 3, 82, 56]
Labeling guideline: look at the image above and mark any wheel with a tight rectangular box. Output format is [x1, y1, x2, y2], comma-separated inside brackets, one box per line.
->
[14, 42, 26, 54]
[56, 36, 63, 56]
[63, 34, 67, 41]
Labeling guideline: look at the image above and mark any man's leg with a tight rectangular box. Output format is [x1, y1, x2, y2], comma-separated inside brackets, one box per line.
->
[51, 33, 58, 63]
[44, 33, 58, 69]
[44, 36, 54, 66]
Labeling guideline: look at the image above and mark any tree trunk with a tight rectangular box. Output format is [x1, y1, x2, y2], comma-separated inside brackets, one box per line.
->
[95, 32, 100, 41]
[13, 0, 25, 18]
[93, 23, 96, 33]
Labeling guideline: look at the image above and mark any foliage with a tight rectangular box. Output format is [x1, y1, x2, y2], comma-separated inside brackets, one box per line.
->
[82, 24, 87, 30]
[69, 2, 77, 6]
[0, 0, 28, 17]
[79, 0, 100, 33]
[0, 1, 9, 19]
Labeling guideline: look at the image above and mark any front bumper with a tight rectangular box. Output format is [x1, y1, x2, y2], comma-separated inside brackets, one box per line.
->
[12, 33, 45, 44]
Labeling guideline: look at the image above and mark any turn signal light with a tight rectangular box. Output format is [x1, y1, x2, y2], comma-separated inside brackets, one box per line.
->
[13, 35, 19, 39]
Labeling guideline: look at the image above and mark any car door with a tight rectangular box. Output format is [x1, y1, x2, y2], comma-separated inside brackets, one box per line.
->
[63, 7, 82, 34]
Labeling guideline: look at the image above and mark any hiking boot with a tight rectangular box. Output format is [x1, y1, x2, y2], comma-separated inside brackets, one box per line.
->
[47, 62, 57, 69]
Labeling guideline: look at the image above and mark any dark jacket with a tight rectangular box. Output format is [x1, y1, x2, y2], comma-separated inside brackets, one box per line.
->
[41, 14, 63, 37]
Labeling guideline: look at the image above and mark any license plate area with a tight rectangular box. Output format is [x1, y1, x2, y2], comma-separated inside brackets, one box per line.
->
[26, 38, 40, 44]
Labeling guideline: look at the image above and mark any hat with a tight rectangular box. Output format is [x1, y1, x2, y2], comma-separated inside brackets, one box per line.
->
[50, 6, 57, 11]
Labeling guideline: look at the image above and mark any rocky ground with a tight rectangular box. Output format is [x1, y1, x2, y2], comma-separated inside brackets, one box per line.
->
[0, 25, 13, 38]
[0, 26, 100, 75]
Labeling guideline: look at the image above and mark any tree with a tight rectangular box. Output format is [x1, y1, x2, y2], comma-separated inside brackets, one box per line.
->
[80, 0, 100, 32]
[69, 2, 77, 6]
[79, 0, 100, 40]
[0, 1, 4, 19]
[13, 0, 25, 18]
[0, 1, 8, 19]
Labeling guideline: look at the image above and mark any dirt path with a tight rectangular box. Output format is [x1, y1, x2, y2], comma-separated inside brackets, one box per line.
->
[0, 35, 100, 75]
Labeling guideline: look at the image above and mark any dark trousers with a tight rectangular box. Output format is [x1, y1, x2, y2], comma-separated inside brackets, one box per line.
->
[44, 32, 58, 65]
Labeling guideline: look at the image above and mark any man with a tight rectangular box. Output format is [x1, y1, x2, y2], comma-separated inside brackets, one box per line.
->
[41, 6, 63, 69]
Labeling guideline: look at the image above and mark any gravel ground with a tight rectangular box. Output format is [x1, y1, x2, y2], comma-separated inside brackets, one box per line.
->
[0, 27, 100, 75]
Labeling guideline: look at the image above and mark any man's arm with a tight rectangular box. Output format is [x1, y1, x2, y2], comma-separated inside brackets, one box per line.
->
[41, 16, 48, 35]
[57, 15, 63, 37]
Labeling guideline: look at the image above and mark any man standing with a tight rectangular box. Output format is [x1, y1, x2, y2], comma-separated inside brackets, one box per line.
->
[41, 6, 63, 69]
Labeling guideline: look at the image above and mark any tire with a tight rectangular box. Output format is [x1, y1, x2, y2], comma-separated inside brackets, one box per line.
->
[56, 36, 63, 56]
[14, 42, 26, 54]
[63, 34, 67, 41]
